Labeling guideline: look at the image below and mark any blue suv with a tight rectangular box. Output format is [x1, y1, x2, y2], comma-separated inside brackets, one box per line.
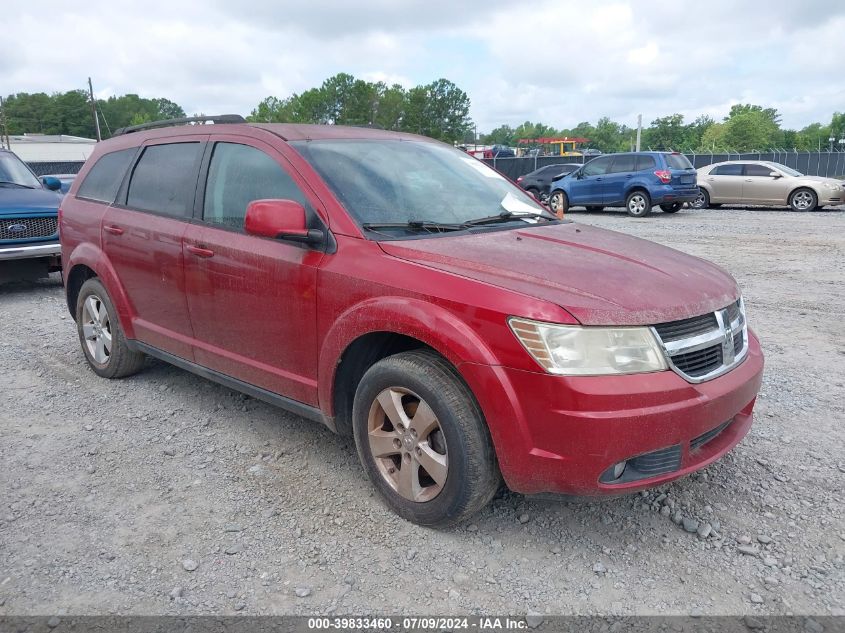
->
[548, 151, 699, 217]
[0, 148, 64, 280]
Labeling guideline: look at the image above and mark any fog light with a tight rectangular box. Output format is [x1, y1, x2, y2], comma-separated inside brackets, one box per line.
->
[612, 461, 627, 480]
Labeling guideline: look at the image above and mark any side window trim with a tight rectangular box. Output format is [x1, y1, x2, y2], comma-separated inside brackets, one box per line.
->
[116, 139, 207, 219]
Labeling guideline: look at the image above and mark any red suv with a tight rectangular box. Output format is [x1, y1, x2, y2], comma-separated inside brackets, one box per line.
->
[60, 116, 764, 526]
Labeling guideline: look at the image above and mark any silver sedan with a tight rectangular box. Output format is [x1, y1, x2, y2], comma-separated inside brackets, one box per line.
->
[692, 161, 844, 211]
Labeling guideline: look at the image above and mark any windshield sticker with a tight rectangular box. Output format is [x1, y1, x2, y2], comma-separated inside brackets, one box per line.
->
[460, 157, 506, 180]
[500, 192, 541, 218]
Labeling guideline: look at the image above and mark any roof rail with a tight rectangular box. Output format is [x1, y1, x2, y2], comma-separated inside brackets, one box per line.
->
[113, 114, 246, 136]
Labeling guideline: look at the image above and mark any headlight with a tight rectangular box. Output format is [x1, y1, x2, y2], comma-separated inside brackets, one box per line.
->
[822, 182, 840, 190]
[509, 318, 668, 376]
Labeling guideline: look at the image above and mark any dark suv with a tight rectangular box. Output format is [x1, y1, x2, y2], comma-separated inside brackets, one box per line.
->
[60, 117, 762, 526]
[548, 152, 699, 217]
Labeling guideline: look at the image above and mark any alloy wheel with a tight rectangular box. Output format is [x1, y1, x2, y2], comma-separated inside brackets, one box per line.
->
[792, 190, 814, 210]
[691, 192, 706, 209]
[628, 194, 647, 215]
[81, 295, 112, 364]
[367, 386, 448, 502]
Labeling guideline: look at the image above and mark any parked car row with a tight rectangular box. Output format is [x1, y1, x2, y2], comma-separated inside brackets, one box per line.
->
[515, 153, 844, 216]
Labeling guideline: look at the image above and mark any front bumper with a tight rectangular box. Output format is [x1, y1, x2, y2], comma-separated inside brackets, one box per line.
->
[0, 241, 62, 261]
[460, 330, 764, 495]
[820, 189, 843, 206]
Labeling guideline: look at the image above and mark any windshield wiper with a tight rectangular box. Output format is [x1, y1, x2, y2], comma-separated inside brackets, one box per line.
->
[462, 210, 554, 227]
[362, 220, 466, 233]
[0, 181, 35, 189]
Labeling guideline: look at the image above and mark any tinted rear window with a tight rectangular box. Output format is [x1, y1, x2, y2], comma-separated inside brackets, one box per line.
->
[634, 155, 657, 171]
[665, 154, 693, 170]
[745, 164, 775, 177]
[127, 143, 201, 217]
[712, 164, 743, 176]
[76, 148, 136, 203]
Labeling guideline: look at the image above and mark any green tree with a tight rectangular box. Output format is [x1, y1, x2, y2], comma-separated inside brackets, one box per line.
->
[483, 125, 516, 145]
[644, 113, 686, 150]
[698, 122, 729, 151]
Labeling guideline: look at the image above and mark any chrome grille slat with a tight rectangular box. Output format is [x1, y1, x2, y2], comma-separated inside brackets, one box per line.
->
[651, 299, 749, 383]
[0, 216, 58, 241]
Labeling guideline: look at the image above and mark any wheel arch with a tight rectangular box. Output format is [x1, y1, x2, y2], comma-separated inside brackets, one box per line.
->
[64, 243, 135, 336]
[320, 297, 499, 436]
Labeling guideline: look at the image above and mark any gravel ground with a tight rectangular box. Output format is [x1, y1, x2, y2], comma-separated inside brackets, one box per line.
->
[0, 205, 843, 617]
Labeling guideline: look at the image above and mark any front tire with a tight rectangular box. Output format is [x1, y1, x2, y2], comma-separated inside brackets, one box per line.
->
[352, 350, 500, 527]
[789, 188, 817, 212]
[660, 202, 683, 213]
[548, 191, 569, 219]
[626, 190, 652, 217]
[76, 278, 145, 378]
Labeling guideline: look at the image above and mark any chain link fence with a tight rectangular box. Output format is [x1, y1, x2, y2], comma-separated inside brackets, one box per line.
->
[482, 151, 845, 181]
[25, 151, 845, 182]
[27, 160, 86, 176]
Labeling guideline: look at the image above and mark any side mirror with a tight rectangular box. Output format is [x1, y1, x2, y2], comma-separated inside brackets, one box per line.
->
[244, 199, 324, 246]
[769, 172, 782, 178]
[42, 176, 62, 191]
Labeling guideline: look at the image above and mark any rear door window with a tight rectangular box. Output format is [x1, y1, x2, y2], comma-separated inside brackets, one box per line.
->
[610, 155, 637, 173]
[634, 155, 657, 171]
[582, 156, 612, 176]
[665, 154, 693, 170]
[126, 143, 202, 217]
[744, 164, 775, 177]
[76, 148, 136, 203]
[712, 164, 744, 176]
[202, 142, 309, 230]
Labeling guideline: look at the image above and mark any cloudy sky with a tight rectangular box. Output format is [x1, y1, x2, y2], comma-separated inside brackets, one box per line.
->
[2, 0, 843, 132]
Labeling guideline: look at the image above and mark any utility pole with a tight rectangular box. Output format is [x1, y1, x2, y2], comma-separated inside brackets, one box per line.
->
[0, 96, 11, 150]
[635, 114, 642, 152]
[88, 77, 102, 141]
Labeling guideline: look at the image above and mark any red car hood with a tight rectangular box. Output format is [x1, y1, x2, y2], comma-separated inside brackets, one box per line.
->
[379, 222, 739, 326]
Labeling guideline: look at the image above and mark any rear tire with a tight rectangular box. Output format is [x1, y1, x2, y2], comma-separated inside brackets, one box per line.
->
[690, 189, 710, 209]
[660, 202, 683, 213]
[76, 278, 145, 379]
[352, 350, 500, 527]
[789, 188, 817, 212]
[525, 187, 540, 200]
[548, 190, 569, 219]
[625, 190, 652, 217]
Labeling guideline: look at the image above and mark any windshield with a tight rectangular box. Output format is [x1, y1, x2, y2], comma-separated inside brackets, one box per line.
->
[0, 152, 41, 188]
[291, 139, 551, 234]
[766, 162, 803, 177]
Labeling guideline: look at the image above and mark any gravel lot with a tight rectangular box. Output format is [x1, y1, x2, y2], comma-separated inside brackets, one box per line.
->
[1, 206, 843, 617]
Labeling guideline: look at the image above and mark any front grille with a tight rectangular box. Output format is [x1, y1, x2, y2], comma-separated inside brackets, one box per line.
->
[654, 313, 717, 342]
[673, 346, 723, 377]
[691, 419, 733, 451]
[0, 216, 58, 241]
[652, 299, 748, 383]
